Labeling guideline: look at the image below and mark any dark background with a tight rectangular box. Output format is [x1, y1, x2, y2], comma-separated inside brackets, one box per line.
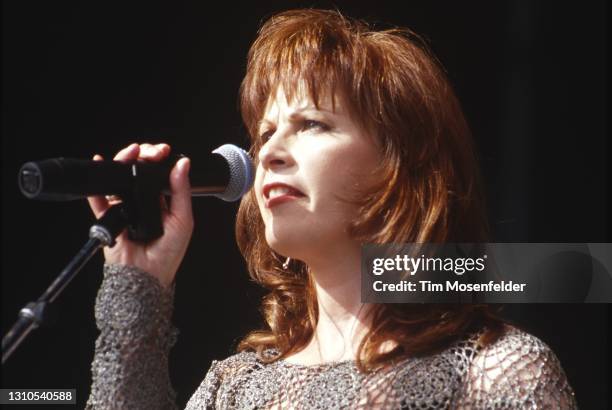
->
[2, 1, 608, 409]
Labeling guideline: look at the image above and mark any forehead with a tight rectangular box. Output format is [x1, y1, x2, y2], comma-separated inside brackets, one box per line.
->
[261, 84, 345, 120]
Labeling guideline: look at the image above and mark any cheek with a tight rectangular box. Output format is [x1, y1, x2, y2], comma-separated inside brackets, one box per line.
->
[253, 166, 267, 213]
[309, 142, 378, 201]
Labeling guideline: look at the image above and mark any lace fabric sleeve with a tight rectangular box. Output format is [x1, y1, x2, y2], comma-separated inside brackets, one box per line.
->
[454, 327, 578, 409]
[85, 264, 179, 410]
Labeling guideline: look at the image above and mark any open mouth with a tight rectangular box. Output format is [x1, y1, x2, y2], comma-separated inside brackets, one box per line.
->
[263, 183, 306, 207]
[267, 186, 303, 199]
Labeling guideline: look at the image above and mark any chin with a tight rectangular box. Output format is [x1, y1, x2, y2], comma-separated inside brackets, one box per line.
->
[264, 229, 302, 259]
[264, 222, 340, 262]
[264, 221, 323, 260]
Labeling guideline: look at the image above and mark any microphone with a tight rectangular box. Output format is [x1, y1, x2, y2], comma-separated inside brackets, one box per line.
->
[18, 144, 254, 202]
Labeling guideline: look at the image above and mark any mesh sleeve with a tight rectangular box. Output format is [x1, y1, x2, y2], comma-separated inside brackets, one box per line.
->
[85, 264, 179, 410]
[454, 328, 578, 409]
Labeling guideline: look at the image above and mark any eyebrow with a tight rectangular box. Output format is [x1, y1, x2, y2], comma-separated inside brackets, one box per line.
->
[257, 107, 336, 130]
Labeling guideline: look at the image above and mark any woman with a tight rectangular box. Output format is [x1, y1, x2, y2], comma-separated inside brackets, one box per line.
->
[86, 9, 577, 409]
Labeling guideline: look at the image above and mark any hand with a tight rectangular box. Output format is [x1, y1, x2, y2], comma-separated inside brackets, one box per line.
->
[87, 143, 194, 289]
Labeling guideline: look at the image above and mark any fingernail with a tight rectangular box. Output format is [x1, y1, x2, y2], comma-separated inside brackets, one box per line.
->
[180, 157, 191, 174]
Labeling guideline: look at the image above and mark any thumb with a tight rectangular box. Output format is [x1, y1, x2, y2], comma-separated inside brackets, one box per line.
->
[168, 157, 193, 222]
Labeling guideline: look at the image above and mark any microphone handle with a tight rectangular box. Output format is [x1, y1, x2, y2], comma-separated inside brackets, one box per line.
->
[19, 155, 230, 201]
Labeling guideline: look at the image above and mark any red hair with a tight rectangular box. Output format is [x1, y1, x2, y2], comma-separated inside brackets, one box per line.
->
[235, 9, 502, 371]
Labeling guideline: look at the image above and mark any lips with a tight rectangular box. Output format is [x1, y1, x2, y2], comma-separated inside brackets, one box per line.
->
[263, 182, 306, 208]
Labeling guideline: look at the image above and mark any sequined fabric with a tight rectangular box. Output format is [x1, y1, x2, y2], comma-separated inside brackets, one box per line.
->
[86, 264, 578, 409]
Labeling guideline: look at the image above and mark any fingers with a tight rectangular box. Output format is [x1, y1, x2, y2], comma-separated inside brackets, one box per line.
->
[168, 157, 193, 225]
[88, 142, 173, 221]
[113, 143, 170, 163]
[90, 143, 139, 220]
[113, 143, 140, 162]
[137, 143, 170, 162]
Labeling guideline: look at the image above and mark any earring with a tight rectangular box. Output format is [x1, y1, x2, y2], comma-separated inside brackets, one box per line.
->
[282, 257, 291, 270]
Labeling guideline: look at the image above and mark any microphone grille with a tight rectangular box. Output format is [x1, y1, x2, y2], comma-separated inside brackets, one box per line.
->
[212, 144, 254, 201]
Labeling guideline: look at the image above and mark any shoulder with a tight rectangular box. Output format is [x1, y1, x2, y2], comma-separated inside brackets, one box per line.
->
[186, 352, 272, 410]
[204, 349, 274, 378]
[191, 349, 278, 390]
[213, 350, 259, 367]
[455, 324, 578, 409]
[470, 324, 557, 371]
[468, 324, 567, 382]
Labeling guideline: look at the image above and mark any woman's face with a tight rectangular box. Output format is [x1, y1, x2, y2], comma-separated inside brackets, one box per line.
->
[254, 86, 380, 261]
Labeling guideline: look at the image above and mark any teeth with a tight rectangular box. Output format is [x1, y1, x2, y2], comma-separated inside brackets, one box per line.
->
[269, 187, 292, 199]
[267, 186, 305, 199]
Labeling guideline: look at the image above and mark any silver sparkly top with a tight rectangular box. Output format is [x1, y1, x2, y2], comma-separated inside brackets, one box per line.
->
[86, 264, 578, 409]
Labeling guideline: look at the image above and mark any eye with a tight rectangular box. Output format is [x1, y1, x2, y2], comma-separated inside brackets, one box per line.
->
[301, 120, 330, 133]
[259, 129, 275, 141]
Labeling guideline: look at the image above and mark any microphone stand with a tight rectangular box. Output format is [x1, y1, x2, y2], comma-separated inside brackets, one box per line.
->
[2, 204, 129, 364]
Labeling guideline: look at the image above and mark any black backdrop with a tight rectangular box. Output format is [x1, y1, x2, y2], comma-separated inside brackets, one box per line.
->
[2, 1, 608, 409]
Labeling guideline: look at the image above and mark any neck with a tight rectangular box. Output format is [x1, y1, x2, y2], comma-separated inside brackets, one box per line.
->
[302, 240, 373, 363]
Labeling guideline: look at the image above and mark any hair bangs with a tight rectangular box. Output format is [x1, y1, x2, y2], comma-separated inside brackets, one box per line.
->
[240, 11, 364, 154]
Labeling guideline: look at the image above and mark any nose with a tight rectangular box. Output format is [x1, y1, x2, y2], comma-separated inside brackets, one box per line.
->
[258, 130, 294, 170]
